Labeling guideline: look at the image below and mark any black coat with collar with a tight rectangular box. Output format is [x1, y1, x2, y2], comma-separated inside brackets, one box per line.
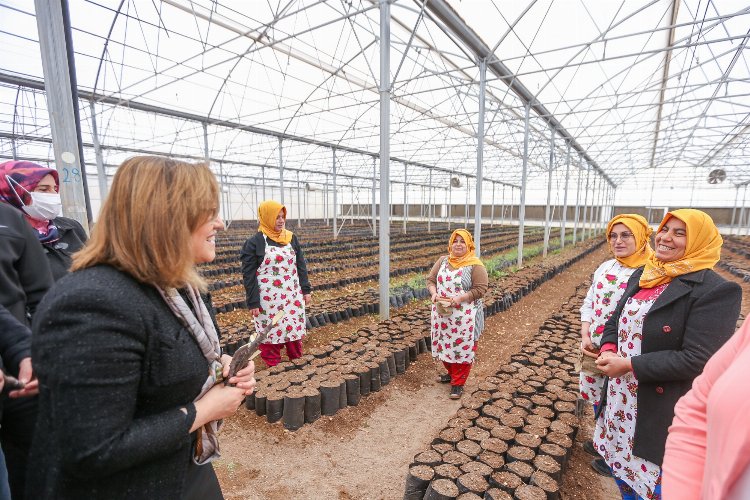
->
[27, 265, 215, 499]
[43, 216, 87, 281]
[599, 267, 741, 465]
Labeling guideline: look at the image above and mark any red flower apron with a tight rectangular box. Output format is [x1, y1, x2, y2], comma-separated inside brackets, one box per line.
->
[430, 259, 477, 363]
[593, 284, 667, 500]
[253, 236, 306, 344]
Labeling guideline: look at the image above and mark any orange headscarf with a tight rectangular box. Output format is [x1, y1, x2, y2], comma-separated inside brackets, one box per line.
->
[447, 229, 484, 269]
[257, 200, 293, 245]
[639, 209, 722, 289]
[606, 214, 654, 268]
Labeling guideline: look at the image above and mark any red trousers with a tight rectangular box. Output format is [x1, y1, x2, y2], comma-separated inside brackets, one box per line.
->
[259, 340, 303, 367]
[443, 361, 472, 386]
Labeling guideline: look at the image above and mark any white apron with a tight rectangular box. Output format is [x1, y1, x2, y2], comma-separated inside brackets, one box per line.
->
[253, 236, 306, 344]
[430, 258, 477, 364]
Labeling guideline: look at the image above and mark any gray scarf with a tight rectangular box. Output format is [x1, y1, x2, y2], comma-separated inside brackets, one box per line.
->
[158, 285, 223, 464]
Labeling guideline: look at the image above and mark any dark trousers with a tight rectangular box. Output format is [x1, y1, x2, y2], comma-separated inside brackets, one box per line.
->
[2, 396, 37, 500]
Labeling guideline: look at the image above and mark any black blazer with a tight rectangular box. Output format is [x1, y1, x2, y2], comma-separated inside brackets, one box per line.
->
[28, 265, 213, 499]
[43, 216, 87, 281]
[600, 267, 741, 465]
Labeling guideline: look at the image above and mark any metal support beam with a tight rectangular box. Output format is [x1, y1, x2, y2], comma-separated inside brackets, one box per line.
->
[731, 185, 739, 234]
[543, 125, 554, 257]
[428, 169, 433, 233]
[296, 171, 301, 228]
[332, 149, 338, 238]
[581, 164, 591, 242]
[402, 164, 407, 234]
[474, 58, 486, 256]
[464, 175, 470, 229]
[561, 142, 571, 248]
[278, 138, 285, 205]
[517, 104, 530, 267]
[34, 0, 90, 228]
[372, 158, 377, 237]
[379, 0, 391, 320]
[490, 182, 495, 228]
[89, 100, 108, 203]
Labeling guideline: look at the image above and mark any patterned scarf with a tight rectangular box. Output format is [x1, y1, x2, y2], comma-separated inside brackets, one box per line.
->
[157, 285, 223, 464]
[0, 160, 61, 243]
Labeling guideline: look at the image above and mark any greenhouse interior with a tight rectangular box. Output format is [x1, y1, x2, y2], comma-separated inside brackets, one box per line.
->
[2, 0, 750, 499]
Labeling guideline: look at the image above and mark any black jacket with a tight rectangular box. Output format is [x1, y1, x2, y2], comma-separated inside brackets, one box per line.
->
[240, 232, 311, 309]
[28, 265, 215, 499]
[43, 216, 87, 281]
[0, 305, 32, 421]
[600, 267, 741, 465]
[0, 203, 53, 325]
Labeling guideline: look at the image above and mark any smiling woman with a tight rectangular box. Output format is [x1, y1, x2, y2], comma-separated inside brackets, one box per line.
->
[27, 156, 256, 499]
[593, 209, 742, 500]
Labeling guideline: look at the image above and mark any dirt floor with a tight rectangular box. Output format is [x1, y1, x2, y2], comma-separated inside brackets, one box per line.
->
[212, 248, 750, 500]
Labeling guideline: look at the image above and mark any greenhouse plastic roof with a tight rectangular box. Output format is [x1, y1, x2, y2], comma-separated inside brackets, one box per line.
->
[2, 0, 750, 202]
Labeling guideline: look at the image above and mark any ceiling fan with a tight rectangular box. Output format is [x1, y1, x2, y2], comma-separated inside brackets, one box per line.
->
[707, 168, 726, 184]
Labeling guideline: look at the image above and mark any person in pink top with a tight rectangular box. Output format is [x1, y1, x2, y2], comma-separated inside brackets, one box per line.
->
[662, 316, 750, 500]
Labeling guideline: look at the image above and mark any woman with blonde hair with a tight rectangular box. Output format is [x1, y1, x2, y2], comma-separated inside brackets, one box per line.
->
[27, 156, 255, 499]
[241, 200, 311, 367]
[594, 209, 741, 500]
[426, 229, 488, 399]
[579, 214, 653, 476]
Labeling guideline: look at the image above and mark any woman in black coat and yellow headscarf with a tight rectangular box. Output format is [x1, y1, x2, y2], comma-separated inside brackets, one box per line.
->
[240, 200, 312, 367]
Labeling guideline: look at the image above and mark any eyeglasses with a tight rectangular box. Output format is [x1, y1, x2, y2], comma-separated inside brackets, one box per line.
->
[608, 232, 634, 241]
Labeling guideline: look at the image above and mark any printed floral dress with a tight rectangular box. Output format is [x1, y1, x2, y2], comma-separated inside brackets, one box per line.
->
[253, 236, 306, 344]
[593, 284, 668, 500]
[430, 259, 477, 364]
[579, 259, 636, 402]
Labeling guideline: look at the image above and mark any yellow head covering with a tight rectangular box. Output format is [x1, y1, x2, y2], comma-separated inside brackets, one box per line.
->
[447, 229, 485, 269]
[606, 214, 654, 268]
[257, 200, 293, 245]
[639, 209, 722, 289]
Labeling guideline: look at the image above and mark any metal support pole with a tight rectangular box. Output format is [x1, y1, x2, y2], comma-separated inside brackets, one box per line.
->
[731, 186, 739, 234]
[323, 174, 328, 225]
[543, 125, 554, 257]
[500, 184, 505, 226]
[89, 100, 108, 203]
[278, 138, 285, 205]
[402, 164, 407, 234]
[490, 182, 495, 228]
[447, 174, 453, 230]
[581, 164, 591, 242]
[741, 185, 748, 237]
[464, 175, 470, 229]
[573, 157, 582, 243]
[372, 158, 377, 237]
[296, 171, 301, 228]
[428, 169, 433, 233]
[561, 142, 570, 248]
[262, 166, 266, 201]
[474, 58, 486, 255]
[517, 103, 530, 267]
[332, 149, 338, 239]
[34, 0, 90, 228]
[378, 0, 391, 320]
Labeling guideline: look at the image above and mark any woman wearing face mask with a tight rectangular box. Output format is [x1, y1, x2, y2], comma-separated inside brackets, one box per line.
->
[579, 214, 653, 477]
[593, 209, 742, 500]
[240, 200, 311, 367]
[426, 229, 488, 399]
[0, 161, 87, 280]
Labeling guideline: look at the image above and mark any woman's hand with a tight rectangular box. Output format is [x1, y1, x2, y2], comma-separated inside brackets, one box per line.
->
[303, 294, 312, 306]
[580, 323, 594, 352]
[250, 308, 260, 318]
[429, 288, 438, 303]
[452, 293, 469, 306]
[191, 383, 246, 432]
[221, 355, 256, 396]
[596, 354, 632, 378]
[9, 358, 38, 398]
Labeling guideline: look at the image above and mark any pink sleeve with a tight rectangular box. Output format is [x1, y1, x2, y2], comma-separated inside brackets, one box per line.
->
[599, 342, 616, 353]
[662, 323, 746, 499]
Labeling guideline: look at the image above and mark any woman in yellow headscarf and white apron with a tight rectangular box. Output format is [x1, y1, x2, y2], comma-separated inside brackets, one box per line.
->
[593, 209, 742, 500]
[240, 200, 311, 366]
[426, 229, 489, 399]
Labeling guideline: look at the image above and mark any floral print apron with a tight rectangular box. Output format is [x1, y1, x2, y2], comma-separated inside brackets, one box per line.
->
[593, 284, 668, 500]
[253, 236, 306, 344]
[580, 260, 635, 403]
[430, 258, 477, 363]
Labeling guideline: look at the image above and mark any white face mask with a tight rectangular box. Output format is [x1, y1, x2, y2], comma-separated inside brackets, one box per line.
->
[5, 174, 62, 221]
[22, 192, 63, 221]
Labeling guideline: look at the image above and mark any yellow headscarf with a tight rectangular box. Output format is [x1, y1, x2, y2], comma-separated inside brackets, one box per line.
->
[606, 214, 654, 268]
[639, 209, 722, 289]
[447, 229, 485, 269]
[257, 200, 293, 245]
